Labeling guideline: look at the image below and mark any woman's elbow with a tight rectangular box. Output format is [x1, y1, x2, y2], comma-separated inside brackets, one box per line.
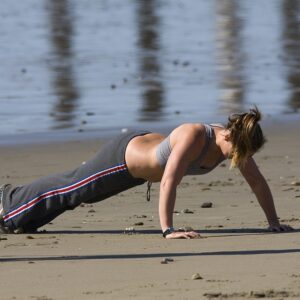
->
[161, 176, 180, 191]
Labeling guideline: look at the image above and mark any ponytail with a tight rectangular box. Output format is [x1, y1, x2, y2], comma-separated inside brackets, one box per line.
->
[227, 106, 266, 168]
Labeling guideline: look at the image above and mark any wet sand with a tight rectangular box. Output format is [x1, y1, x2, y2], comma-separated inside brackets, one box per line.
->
[0, 122, 300, 300]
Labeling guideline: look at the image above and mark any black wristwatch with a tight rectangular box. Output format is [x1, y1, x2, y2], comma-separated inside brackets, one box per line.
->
[162, 227, 175, 238]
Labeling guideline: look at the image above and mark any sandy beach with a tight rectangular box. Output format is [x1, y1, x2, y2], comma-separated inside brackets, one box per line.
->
[0, 120, 300, 300]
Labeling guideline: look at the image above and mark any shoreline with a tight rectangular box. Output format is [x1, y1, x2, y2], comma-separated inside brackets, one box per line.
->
[0, 112, 299, 147]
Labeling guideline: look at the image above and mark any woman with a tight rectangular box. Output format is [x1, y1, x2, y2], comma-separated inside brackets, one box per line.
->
[0, 107, 292, 237]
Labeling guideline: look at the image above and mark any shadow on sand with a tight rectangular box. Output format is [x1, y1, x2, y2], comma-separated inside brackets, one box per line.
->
[38, 227, 300, 235]
[1, 228, 299, 263]
[1, 248, 300, 263]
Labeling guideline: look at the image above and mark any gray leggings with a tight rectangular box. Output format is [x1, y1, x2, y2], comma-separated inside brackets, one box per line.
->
[2, 131, 148, 232]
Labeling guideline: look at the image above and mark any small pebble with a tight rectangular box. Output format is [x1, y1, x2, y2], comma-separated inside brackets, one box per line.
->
[134, 215, 147, 218]
[201, 202, 213, 208]
[202, 187, 211, 191]
[124, 227, 136, 235]
[182, 208, 194, 214]
[165, 257, 174, 262]
[191, 273, 203, 280]
[160, 257, 174, 264]
[203, 292, 221, 297]
[291, 181, 300, 186]
[134, 222, 144, 226]
[250, 291, 266, 298]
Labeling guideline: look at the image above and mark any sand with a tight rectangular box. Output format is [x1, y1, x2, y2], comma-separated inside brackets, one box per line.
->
[0, 121, 300, 300]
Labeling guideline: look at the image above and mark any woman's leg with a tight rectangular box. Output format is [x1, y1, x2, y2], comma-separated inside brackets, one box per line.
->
[1, 132, 147, 232]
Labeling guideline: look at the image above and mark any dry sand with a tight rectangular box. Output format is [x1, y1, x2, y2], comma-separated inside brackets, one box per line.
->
[0, 120, 300, 300]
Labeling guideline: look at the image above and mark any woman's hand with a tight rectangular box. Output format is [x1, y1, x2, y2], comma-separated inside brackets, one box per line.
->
[268, 223, 294, 232]
[165, 230, 201, 239]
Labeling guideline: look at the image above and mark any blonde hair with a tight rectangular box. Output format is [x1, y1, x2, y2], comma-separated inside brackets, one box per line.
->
[226, 106, 266, 168]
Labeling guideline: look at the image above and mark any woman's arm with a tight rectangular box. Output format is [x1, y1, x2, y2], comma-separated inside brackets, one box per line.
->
[239, 157, 293, 231]
[159, 125, 203, 239]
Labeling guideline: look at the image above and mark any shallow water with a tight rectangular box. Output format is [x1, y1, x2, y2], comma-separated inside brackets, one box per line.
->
[0, 0, 299, 143]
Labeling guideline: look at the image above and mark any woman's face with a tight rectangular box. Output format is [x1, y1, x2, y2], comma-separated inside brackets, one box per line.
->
[224, 135, 234, 159]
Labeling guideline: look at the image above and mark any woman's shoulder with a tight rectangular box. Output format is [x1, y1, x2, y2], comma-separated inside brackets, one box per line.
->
[173, 122, 206, 133]
[170, 123, 207, 144]
[165, 123, 207, 161]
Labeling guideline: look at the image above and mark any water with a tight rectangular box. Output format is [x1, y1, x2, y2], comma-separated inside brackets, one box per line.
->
[0, 0, 299, 144]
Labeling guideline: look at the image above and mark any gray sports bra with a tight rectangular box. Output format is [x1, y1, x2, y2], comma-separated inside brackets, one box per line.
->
[156, 124, 225, 175]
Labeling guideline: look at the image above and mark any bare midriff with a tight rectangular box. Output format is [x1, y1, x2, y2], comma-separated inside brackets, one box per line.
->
[125, 133, 165, 182]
